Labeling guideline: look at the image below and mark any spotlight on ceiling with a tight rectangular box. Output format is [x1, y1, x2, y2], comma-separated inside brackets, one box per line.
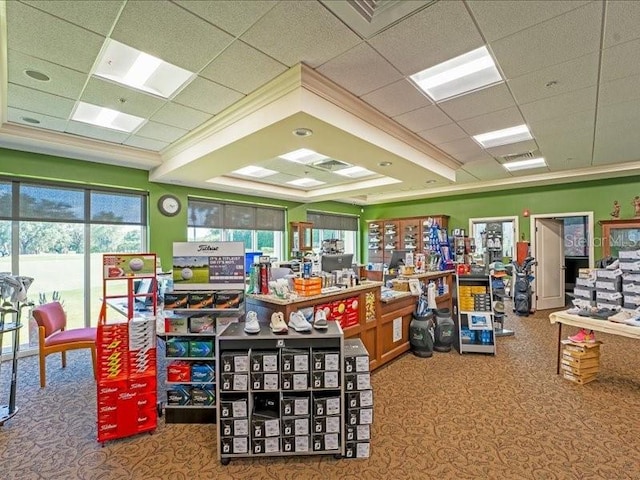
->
[378, 161, 392, 167]
[293, 128, 313, 137]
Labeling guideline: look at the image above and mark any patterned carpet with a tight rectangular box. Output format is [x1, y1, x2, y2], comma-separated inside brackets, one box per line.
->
[1, 308, 640, 480]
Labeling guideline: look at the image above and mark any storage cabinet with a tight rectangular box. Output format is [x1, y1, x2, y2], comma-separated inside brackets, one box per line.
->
[455, 274, 496, 355]
[289, 221, 313, 258]
[599, 219, 640, 258]
[216, 322, 344, 464]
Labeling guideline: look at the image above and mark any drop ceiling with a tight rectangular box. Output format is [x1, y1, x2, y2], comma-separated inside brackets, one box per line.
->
[1, 0, 640, 205]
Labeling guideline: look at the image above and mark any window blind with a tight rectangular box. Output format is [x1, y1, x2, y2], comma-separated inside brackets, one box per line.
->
[307, 211, 358, 231]
[188, 199, 285, 230]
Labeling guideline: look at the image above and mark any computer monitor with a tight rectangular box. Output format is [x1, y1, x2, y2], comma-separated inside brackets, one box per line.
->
[321, 253, 354, 273]
[388, 249, 409, 271]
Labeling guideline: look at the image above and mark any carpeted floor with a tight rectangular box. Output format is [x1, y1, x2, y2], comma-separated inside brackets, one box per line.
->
[1, 308, 640, 480]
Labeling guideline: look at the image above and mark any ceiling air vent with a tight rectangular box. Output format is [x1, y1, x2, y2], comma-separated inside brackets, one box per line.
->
[312, 158, 352, 171]
[348, 0, 378, 22]
[500, 151, 537, 163]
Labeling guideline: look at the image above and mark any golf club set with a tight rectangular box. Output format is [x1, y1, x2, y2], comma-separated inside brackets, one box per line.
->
[510, 256, 537, 317]
[0, 273, 34, 425]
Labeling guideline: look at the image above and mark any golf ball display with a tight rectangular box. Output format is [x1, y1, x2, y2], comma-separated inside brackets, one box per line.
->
[181, 268, 193, 280]
[129, 258, 144, 271]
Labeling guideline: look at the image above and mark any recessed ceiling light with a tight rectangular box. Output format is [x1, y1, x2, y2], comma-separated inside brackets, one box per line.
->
[425, 179, 436, 184]
[503, 157, 547, 171]
[279, 148, 328, 164]
[21, 116, 41, 124]
[473, 124, 533, 149]
[293, 128, 313, 137]
[94, 39, 194, 98]
[25, 70, 50, 82]
[378, 161, 392, 167]
[334, 166, 375, 178]
[232, 165, 278, 178]
[71, 101, 146, 132]
[287, 178, 325, 188]
[410, 46, 502, 102]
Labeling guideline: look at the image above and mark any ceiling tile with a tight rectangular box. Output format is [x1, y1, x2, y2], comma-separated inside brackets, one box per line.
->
[151, 103, 212, 131]
[520, 86, 596, 123]
[65, 121, 129, 144]
[598, 73, 640, 108]
[369, 1, 483, 76]
[172, 77, 244, 115]
[594, 118, 640, 165]
[7, 84, 75, 119]
[528, 110, 595, 137]
[200, 41, 287, 95]
[546, 156, 592, 171]
[21, 0, 124, 36]
[417, 123, 468, 145]
[317, 43, 402, 97]
[360, 79, 431, 118]
[485, 140, 539, 158]
[393, 105, 451, 132]
[111, 0, 234, 72]
[8, 50, 87, 100]
[7, 107, 68, 132]
[508, 53, 599, 105]
[438, 83, 515, 122]
[467, 1, 589, 42]
[438, 137, 485, 160]
[175, 0, 275, 37]
[597, 98, 640, 127]
[536, 130, 594, 167]
[457, 107, 525, 136]
[80, 77, 166, 118]
[240, 1, 361, 68]
[490, 2, 603, 79]
[135, 121, 188, 143]
[124, 136, 170, 152]
[603, 0, 640, 48]
[6, 1, 105, 73]
[455, 169, 479, 183]
[601, 39, 640, 82]
[462, 158, 511, 180]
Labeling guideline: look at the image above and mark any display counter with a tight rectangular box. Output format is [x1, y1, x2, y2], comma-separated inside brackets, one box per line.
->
[246, 270, 454, 371]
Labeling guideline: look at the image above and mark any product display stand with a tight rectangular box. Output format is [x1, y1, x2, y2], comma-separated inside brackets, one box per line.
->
[97, 253, 158, 444]
[343, 338, 373, 459]
[0, 312, 21, 426]
[455, 274, 496, 354]
[216, 322, 344, 465]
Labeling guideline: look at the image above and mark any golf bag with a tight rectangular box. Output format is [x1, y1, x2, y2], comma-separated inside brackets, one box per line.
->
[512, 256, 536, 316]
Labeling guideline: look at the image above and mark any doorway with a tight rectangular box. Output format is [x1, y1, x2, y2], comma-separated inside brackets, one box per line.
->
[530, 212, 594, 311]
[468, 216, 518, 264]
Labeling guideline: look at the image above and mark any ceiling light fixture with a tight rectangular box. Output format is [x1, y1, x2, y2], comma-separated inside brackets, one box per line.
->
[503, 157, 547, 172]
[71, 101, 146, 132]
[287, 178, 326, 188]
[232, 165, 278, 178]
[293, 128, 313, 137]
[334, 166, 376, 178]
[279, 148, 328, 164]
[473, 124, 533, 149]
[378, 161, 392, 167]
[425, 179, 436, 184]
[94, 39, 194, 98]
[25, 69, 50, 82]
[410, 46, 502, 102]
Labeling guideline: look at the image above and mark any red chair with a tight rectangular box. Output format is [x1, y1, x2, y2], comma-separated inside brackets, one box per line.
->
[31, 302, 97, 388]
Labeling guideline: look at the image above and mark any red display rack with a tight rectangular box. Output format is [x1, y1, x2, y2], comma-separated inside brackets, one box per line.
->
[97, 253, 158, 444]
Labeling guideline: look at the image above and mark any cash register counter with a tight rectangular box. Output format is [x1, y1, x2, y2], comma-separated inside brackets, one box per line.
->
[245, 270, 453, 371]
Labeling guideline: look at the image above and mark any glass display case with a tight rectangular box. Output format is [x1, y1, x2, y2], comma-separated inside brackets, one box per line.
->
[599, 219, 640, 258]
[290, 222, 313, 258]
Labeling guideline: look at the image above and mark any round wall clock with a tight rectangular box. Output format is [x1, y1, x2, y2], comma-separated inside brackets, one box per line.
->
[158, 194, 182, 217]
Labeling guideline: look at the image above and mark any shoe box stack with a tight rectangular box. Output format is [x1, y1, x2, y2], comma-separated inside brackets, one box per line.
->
[343, 339, 373, 459]
[458, 285, 489, 312]
[619, 249, 640, 309]
[594, 268, 623, 310]
[573, 271, 596, 307]
[561, 339, 601, 385]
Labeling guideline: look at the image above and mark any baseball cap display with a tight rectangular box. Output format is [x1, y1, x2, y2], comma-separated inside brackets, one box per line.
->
[489, 261, 508, 277]
[494, 301, 505, 314]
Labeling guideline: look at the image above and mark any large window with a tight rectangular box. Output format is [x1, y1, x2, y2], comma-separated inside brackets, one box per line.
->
[187, 199, 285, 260]
[469, 216, 518, 262]
[0, 179, 147, 354]
[563, 216, 588, 257]
[307, 211, 359, 261]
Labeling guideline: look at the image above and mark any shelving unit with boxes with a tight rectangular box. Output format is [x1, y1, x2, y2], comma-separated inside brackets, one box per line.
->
[161, 241, 245, 424]
[455, 274, 496, 355]
[343, 339, 373, 459]
[215, 322, 344, 464]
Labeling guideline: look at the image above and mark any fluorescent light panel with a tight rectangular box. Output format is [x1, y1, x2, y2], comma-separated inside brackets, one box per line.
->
[410, 46, 502, 102]
[334, 166, 376, 178]
[232, 165, 277, 178]
[279, 148, 328, 164]
[94, 39, 194, 98]
[503, 157, 547, 171]
[287, 178, 325, 188]
[71, 101, 145, 132]
[473, 124, 533, 149]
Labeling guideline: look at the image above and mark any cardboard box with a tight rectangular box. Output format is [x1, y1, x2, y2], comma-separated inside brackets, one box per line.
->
[164, 316, 189, 334]
[188, 292, 214, 309]
[188, 314, 215, 333]
[164, 292, 189, 310]
[167, 361, 191, 382]
[166, 338, 189, 357]
[215, 291, 243, 309]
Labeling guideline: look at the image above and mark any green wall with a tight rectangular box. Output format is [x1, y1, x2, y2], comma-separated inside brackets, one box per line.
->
[0, 148, 360, 265]
[363, 176, 640, 261]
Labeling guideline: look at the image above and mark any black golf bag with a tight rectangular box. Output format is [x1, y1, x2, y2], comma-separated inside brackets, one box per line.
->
[513, 272, 530, 316]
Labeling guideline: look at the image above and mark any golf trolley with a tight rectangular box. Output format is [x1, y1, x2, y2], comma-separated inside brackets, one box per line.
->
[511, 256, 537, 316]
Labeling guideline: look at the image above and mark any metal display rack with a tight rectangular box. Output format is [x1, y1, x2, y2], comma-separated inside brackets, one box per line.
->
[455, 274, 497, 355]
